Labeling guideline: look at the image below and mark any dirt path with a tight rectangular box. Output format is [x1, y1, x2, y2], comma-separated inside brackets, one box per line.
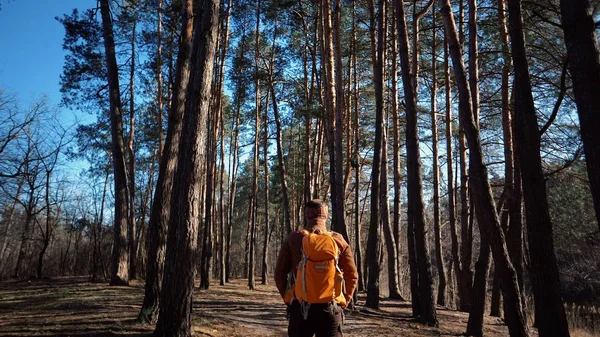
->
[0, 277, 514, 336]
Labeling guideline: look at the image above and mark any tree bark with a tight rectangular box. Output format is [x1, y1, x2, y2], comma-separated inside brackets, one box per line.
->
[365, 0, 386, 310]
[138, 0, 193, 324]
[381, 114, 403, 300]
[0, 175, 24, 274]
[431, 7, 447, 307]
[444, 33, 462, 312]
[467, 194, 507, 335]
[99, 0, 130, 287]
[226, 22, 248, 283]
[439, 1, 529, 336]
[350, 0, 364, 292]
[390, 2, 403, 289]
[127, 14, 138, 281]
[508, 0, 570, 335]
[248, 0, 261, 291]
[157, 0, 164, 156]
[498, 0, 525, 307]
[36, 170, 53, 279]
[560, 0, 600, 232]
[466, 228, 491, 337]
[394, 0, 438, 326]
[153, 0, 220, 335]
[332, 0, 349, 241]
[218, 0, 232, 287]
[269, 33, 293, 236]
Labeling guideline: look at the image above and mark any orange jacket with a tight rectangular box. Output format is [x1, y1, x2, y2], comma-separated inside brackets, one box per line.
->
[274, 220, 358, 305]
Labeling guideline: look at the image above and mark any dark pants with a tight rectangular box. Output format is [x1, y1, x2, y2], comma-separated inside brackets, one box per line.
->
[288, 301, 343, 337]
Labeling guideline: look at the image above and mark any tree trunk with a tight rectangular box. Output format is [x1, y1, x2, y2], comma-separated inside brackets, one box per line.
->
[92, 167, 110, 282]
[226, 25, 248, 283]
[0, 175, 24, 274]
[157, 0, 164, 156]
[490, 263, 502, 317]
[262, 35, 273, 284]
[200, 120, 215, 290]
[466, 227, 491, 337]
[128, 15, 138, 281]
[467, 194, 507, 335]
[444, 33, 462, 312]
[218, 0, 232, 287]
[248, 0, 261, 291]
[394, 0, 438, 326]
[321, 0, 347, 243]
[560, 0, 600, 232]
[365, 0, 385, 310]
[381, 108, 403, 300]
[431, 7, 446, 307]
[350, 0, 364, 291]
[508, 0, 570, 335]
[14, 182, 35, 279]
[269, 35, 293, 236]
[36, 170, 53, 279]
[138, 0, 193, 323]
[332, 0, 349, 241]
[136, 150, 158, 275]
[498, 0, 525, 305]
[99, 0, 129, 286]
[390, 2, 403, 289]
[153, 0, 220, 335]
[458, 0, 474, 310]
[439, 1, 529, 336]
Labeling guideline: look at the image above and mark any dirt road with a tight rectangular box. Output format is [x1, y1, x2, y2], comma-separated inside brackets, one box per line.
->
[0, 277, 512, 336]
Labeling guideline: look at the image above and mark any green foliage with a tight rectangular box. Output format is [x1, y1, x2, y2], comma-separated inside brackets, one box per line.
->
[57, 9, 106, 113]
[548, 162, 600, 304]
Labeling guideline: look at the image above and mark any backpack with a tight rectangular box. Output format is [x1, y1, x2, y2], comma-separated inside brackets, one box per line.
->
[293, 229, 346, 307]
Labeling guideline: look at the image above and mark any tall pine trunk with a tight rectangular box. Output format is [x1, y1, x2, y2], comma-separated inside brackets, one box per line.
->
[365, 0, 385, 310]
[218, 0, 232, 287]
[390, 2, 403, 290]
[100, 0, 130, 287]
[351, 0, 364, 292]
[444, 33, 462, 312]
[431, 7, 447, 307]
[153, 0, 220, 334]
[331, 0, 349, 241]
[508, 0, 570, 335]
[560, 0, 600, 232]
[248, 0, 261, 291]
[138, 0, 193, 323]
[127, 15, 137, 281]
[394, 0, 438, 326]
[439, 1, 529, 336]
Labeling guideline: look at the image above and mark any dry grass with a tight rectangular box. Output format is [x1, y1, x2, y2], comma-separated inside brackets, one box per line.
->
[0, 276, 572, 336]
[571, 329, 597, 337]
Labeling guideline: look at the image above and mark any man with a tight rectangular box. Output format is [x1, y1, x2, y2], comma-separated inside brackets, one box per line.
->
[274, 199, 358, 337]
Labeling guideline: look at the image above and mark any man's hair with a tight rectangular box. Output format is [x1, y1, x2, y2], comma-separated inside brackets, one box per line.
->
[305, 199, 325, 209]
[305, 199, 328, 220]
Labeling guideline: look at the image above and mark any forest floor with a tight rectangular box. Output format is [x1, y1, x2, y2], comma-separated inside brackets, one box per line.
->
[0, 276, 522, 337]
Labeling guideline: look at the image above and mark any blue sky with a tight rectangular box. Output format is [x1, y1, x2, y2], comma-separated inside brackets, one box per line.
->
[0, 0, 87, 118]
[0, 1, 96, 177]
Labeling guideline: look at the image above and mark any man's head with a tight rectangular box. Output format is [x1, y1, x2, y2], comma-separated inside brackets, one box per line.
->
[305, 199, 328, 221]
